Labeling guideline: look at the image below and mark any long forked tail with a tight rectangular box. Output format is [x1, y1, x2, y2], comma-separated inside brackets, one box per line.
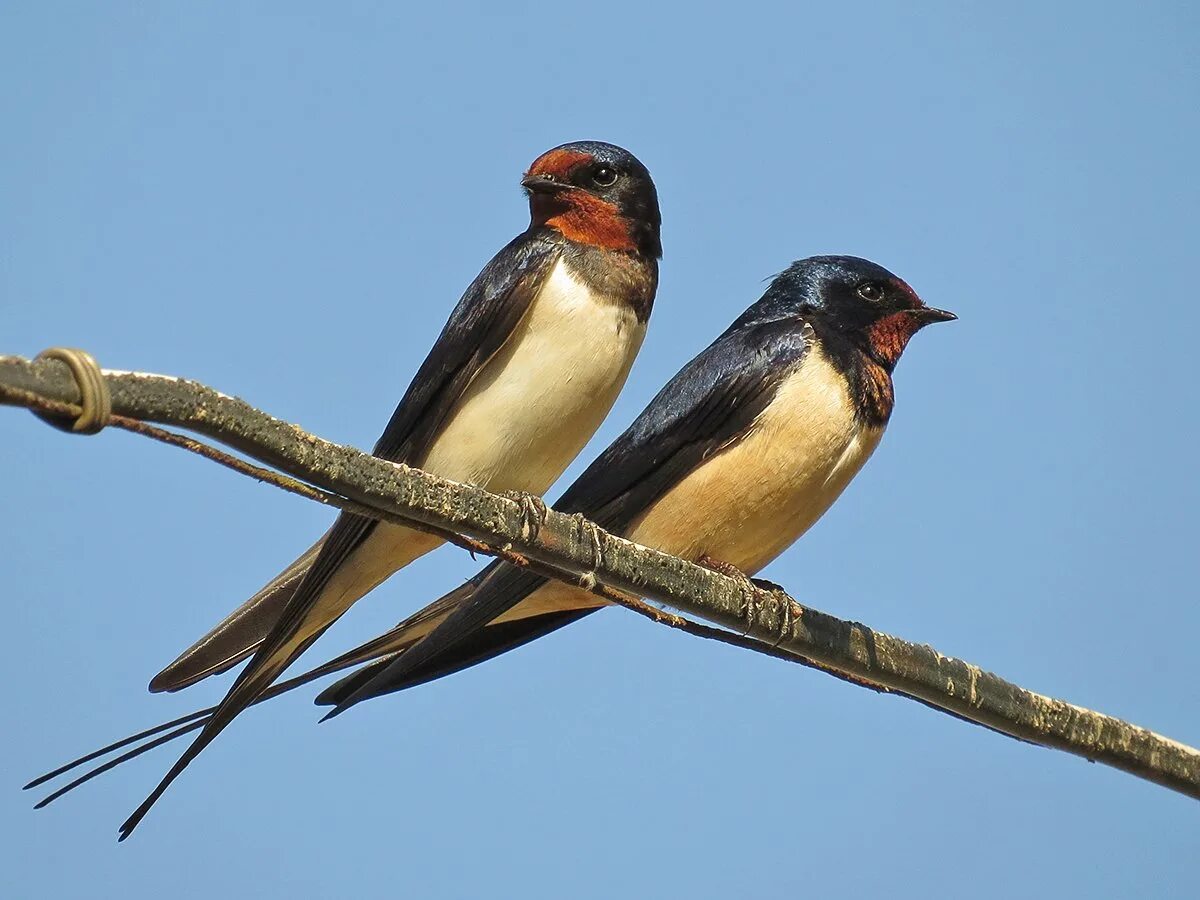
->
[25, 581, 474, 808]
[26, 582, 593, 810]
[149, 539, 323, 693]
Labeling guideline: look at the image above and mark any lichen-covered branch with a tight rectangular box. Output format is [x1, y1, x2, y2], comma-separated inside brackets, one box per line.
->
[3, 352, 1198, 801]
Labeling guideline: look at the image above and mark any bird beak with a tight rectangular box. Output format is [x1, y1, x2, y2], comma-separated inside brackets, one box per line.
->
[912, 306, 957, 325]
[521, 173, 569, 194]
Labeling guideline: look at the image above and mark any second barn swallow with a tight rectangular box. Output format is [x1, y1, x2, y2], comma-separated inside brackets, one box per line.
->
[31, 256, 953, 833]
[111, 141, 662, 838]
[316, 254, 956, 714]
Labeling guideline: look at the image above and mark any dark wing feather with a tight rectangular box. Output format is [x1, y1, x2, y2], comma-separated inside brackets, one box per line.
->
[314, 583, 588, 708]
[149, 554, 310, 692]
[555, 317, 813, 531]
[322, 315, 814, 714]
[369, 228, 564, 464]
[148, 229, 563, 693]
[116, 231, 564, 838]
[253, 228, 565, 667]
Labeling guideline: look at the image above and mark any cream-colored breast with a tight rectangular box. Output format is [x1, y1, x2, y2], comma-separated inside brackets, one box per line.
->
[625, 344, 884, 575]
[306, 260, 645, 628]
[420, 257, 646, 495]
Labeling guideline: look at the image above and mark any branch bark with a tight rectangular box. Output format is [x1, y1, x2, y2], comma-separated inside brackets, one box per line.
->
[3, 352, 1198, 801]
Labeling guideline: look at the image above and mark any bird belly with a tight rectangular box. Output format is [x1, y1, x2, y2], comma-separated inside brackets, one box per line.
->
[420, 258, 646, 496]
[626, 349, 884, 575]
[486, 350, 886, 627]
[316, 261, 645, 615]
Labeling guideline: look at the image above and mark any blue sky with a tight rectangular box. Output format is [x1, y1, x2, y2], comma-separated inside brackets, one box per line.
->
[2, 2, 1197, 897]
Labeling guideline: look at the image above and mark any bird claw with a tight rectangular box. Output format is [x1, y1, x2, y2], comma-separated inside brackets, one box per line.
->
[504, 491, 548, 542]
[570, 512, 606, 586]
[695, 558, 794, 640]
[697, 555, 761, 632]
[696, 554, 746, 580]
[750, 576, 786, 594]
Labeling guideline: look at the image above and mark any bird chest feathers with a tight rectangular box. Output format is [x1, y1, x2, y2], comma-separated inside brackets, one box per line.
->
[628, 345, 884, 574]
[420, 258, 646, 495]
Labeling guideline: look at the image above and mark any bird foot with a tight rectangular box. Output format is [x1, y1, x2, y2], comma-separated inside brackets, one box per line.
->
[697, 556, 793, 636]
[696, 554, 746, 580]
[749, 576, 786, 594]
[697, 555, 760, 631]
[504, 491, 549, 542]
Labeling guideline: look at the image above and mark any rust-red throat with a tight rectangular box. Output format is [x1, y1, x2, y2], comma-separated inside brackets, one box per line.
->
[525, 150, 638, 252]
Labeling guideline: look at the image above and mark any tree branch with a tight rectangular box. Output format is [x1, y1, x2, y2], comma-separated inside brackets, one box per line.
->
[3, 352, 1197, 801]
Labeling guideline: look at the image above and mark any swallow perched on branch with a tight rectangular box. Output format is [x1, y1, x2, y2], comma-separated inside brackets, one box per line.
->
[30, 255, 952, 835]
[316, 254, 956, 714]
[111, 141, 662, 838]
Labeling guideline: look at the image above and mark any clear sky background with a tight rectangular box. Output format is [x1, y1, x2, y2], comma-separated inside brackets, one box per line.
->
[3, 3, 1197, 897]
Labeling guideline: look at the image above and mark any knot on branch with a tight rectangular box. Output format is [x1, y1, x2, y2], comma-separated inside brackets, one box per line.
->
[32, 348, 112, 435]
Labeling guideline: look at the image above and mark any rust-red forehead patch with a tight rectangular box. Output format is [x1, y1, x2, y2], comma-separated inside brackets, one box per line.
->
[526, 147, 593, 179]
[889, 276, 921, 306]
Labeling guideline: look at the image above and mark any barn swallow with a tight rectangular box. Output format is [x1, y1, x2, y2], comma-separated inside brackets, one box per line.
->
[315, 254, 956, 714]
[29, 255, 953, 829]
[108, 141, 662, 838]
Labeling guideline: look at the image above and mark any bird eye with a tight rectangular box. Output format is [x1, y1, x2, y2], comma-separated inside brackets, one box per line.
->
[857, 282, 884, 302]
[591, 165, 618, 187]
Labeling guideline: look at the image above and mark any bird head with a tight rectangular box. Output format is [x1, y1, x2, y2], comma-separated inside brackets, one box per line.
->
[521, 141, 661, 258]
[766, 255, 956, 370]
